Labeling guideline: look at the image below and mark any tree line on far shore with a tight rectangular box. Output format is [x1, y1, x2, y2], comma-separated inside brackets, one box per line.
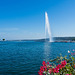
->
[0, 39, 5, 41]
[72, 38, 75, 41]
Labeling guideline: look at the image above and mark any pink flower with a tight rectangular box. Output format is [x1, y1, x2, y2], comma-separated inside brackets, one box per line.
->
[47, 62, 49, 65]
[56, 64, 62, 69]
[38, 71, 43, 75]
[38, 61, 48, 75]
[38, 60, 67, 75]
[55, 66, 59, 73]
[42, 61, 46, 66]
[38, 66, 44, 75]
[61, 60, 67, 68]
[66, 74, 71, 75]
[44, 66, 47, 71]
[52, 68, 56, 73]
[40, 66, 44, 71]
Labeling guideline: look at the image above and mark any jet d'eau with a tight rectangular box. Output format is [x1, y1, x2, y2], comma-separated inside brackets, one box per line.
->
[45, 12, 53, 42]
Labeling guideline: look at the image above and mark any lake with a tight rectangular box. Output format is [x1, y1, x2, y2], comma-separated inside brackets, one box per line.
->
[0, 41, 75, 75]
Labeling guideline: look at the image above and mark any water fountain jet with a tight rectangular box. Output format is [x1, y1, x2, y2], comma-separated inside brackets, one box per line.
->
[45, 12, 53, 42]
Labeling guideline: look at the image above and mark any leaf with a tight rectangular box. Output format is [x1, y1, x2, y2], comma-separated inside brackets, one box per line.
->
[54, 73, 57, 75]
[71, 57, 74, 61]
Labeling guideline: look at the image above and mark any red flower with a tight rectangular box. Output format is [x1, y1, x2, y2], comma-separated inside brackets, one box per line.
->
[38, 60, 67, 75]
[57, 64, 63, 69]
[52, 68, 56, 73]
[44, 66, 47, 71]
[47, 62, 49, 65]
[38, 67, 44, 75]
[40, 66, 44, 71]
[38, 71, 43, 75]
[55, 66, 59, 73]
[61, 60, 67, 68]
[38, 61, 48, 75]
[42, 61, 46, 66]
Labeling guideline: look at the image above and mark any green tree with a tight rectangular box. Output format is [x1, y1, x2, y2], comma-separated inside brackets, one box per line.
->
[2, 39, 5, 41]
[72, 38, 75, 41]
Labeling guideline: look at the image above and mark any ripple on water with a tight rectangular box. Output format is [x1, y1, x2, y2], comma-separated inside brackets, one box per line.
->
[0, 41, 75, 75]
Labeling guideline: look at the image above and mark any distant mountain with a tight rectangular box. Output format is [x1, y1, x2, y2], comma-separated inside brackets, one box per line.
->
[34, 37, 75, 42]
[53, 37, 75, 41]
[7, 37, 75, 42]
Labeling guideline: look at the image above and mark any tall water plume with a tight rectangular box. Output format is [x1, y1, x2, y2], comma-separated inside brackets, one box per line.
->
[45, 12, 53, 42]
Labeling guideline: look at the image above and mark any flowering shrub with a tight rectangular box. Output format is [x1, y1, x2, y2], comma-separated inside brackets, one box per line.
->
[38, 50, 75, 75]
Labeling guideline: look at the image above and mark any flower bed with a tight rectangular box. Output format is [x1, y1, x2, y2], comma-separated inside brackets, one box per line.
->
[38, 50, 75, 75]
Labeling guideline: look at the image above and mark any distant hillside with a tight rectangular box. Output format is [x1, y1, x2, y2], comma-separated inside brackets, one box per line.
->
[7, 37, 75, 42]
[53, 37, 75, 41]
[35, 37, 75, 42]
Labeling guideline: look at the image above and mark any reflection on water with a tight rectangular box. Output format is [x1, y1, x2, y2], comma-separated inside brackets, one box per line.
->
[44, 42, 52, 61]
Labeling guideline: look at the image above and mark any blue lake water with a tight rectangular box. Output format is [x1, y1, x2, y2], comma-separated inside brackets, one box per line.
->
[0, 41, 75, 75]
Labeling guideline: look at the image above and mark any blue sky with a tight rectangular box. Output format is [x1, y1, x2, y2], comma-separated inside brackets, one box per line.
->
[0, 0, 75, 40]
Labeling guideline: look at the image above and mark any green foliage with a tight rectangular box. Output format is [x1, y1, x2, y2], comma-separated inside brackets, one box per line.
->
[2, 39, 5, 41]
[72, 38, 75, 41]
[50, 55, 75, 75]
[39, 54, 75, 75]
[49, 55, 75, 75]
